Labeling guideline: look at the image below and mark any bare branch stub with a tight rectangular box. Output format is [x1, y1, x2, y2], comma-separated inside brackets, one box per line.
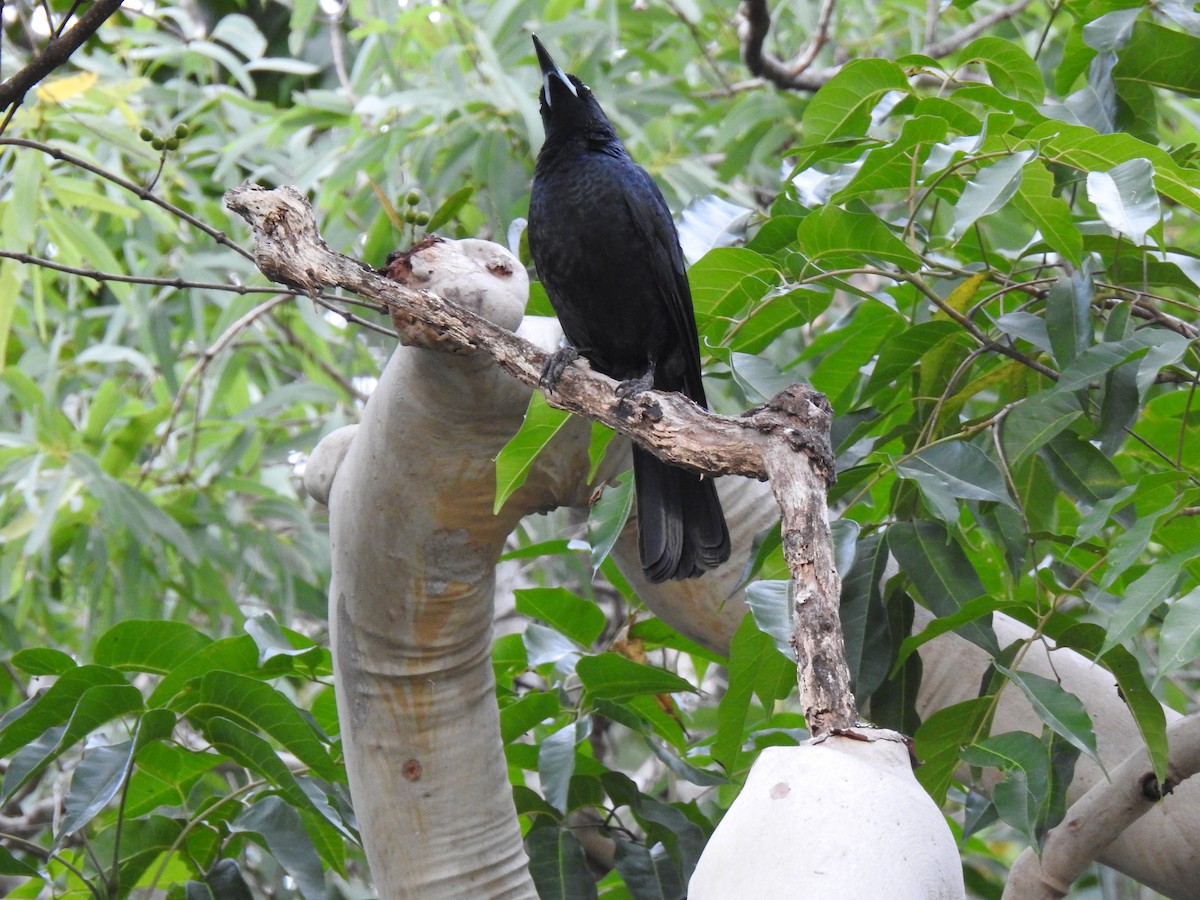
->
[223, 182, 860, 736]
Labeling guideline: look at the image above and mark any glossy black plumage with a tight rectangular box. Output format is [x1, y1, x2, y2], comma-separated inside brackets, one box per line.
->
[527, 35, 731, 583]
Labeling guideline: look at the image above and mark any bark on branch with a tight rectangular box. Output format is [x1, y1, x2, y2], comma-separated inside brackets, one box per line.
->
[1003, 713, 1200, 899]
[0, 0, 127, 113]
[223, 181, 857, 733]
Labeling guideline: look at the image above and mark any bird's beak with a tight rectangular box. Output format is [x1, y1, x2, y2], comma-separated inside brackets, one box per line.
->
[532, 34, 578, 106]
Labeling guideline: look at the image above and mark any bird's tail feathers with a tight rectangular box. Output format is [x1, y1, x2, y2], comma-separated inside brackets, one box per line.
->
[632, 446, 731, 583]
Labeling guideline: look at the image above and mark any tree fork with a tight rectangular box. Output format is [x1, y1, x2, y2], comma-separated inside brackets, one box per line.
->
[224, 181, 859, 733]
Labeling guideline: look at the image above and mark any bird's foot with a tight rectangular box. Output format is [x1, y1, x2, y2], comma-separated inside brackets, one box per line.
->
[615, 368, 655, 399]
[539, 346, 579, 391]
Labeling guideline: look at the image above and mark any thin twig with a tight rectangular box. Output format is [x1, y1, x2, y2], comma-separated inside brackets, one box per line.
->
[925, 0, 1038, 57]
[664, 0, 732, 92]
[0, 136, 253, 260]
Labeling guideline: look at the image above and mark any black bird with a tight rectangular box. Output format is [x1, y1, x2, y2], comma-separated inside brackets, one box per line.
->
[527, 35, 731, 583]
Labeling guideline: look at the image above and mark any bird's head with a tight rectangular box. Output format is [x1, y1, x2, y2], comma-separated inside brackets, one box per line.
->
[531, 35, 617, 143]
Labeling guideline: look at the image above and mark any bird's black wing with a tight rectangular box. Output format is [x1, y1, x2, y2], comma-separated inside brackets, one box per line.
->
[621, 165, 708, 406]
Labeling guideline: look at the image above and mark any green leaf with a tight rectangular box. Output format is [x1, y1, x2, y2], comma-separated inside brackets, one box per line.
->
[962, 731, 1048, 842]
[833, 115, 951, 201]
[1101, 553, 1186, 653]
[1113, 21, 1200, 98]
[425, 184, 475, 232]
[57, 709, 175, 839]
[576, 653, 695, 702]
[957, 37, 1045, 104]
[244, 614, 324, 666]
[1001, 391, 1084, 466]
[897, 441, 1014, 507]
[500, 692, 561, 744]
[861, 320, 960, 400]
[0, 844, 38, 877]
[1085, 157, 1160, 244]
[1045, 271, 1093, 369]
[0, 665, 129, 760]
[887, 521, 999, 654]
[205, 716, 314, 809]
[839, 531, 893, 700]
[231, 796, 327, 900]
[689, 247, 781, 345]
[1032, 122, 1200, 216]
[147, 635, 268, 707]
[586, 420, 616, 483]
[95, 620, 213, 674]
[515, 588, 606, 647]
[175, 671, 340, 781]
[802, 59, 911, 144]
[3, 683, 144, 800]
[200, 859, 255, 900]
[1013, 160, 1084, 266]
[588, 470, 634, 573]
[1158, 586, 1200, 680]
[10, 647, 77, 676]
[494, 391, 574, 514]
[714, 615, 792, 772]
[952, 150, 1036, 237]
[613, 838, 686, 900]
[914, 697, 992, 803]
[797, 206, 921, 271]
[525, 825, 596, 900]
[995, 666, 1100, 765]
[1055, 623, 1169, 783]
[1038, 432, 1125, 507]
[894, 595, 1014, 671]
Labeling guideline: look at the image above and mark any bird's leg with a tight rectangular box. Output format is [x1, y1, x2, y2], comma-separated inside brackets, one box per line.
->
[615, 361, 656, 399]
[539, 345, 580, 391]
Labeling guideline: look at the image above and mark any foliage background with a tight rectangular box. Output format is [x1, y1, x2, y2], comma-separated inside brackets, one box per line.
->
[0, 0, 1198, 896]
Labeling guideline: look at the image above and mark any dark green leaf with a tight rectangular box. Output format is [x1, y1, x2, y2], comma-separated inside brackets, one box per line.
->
[887, 521, 999, 654]
[575, 653, 695, 702]
[1002, 391, 1084, 466]
[525, 825, 597, 900]
[613, 838, 686, 900]
[914, 697, 992, 803]
[1055, 623, 1169, 783]
[1045, 271, 1093, 368]
[897, 441, 1013, 507]
[861, 320, 960, 400]
[995, 666, 1100, 765]
[232, 796, 327, 900]
[839, 532, 892, 699]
